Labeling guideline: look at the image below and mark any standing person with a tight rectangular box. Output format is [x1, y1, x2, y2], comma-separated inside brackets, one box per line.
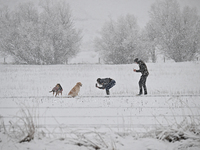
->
[133, 58, 149, 95]
[96, 78, 116, 95]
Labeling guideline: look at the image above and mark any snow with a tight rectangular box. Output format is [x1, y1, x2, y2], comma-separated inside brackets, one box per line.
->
[0, 62, 200, 149]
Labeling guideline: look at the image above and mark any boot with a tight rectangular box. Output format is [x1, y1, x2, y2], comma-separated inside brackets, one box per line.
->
[106, 89, 110, 95]
[144, 88, 147, 95]
[137, 89, 142, 95]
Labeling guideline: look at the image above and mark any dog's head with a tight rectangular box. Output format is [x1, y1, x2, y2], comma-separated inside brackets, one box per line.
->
[76, 82, 82, 87]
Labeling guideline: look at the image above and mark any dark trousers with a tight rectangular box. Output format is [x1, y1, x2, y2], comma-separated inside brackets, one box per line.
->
[105, 80, 116, 95]
[139, 75, 148, 94]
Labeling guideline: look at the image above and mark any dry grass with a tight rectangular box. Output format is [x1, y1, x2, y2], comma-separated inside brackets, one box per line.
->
[1, 103, 39, 143]
[145, 98, 200, 149]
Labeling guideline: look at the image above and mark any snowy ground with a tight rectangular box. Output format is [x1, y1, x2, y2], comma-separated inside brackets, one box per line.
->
[0, 62, 200, 149]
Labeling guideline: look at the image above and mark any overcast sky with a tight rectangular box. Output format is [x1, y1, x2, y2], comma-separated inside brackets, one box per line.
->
[1, 0, 199, 26]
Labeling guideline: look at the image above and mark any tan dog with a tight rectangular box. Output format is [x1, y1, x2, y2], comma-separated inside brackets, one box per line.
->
[68, 82, 82, 97]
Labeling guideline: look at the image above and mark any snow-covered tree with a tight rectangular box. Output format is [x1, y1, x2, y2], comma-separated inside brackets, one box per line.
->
[147, 0, 200, 62]
[39, 0, 82, 64]
[0, 0, 81, 64]
[143, 21, 159, 63]
[95, 14, 147, 64]
[0, 6, 12, 63]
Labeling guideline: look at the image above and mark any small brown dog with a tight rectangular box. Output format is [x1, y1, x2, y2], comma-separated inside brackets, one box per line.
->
[49, 83, 63, 97]
[68, 82, 82, 97]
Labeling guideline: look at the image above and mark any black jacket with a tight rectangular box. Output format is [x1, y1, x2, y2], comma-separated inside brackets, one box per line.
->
[136, 60, 149, 76]
[97, 78, 112, 89]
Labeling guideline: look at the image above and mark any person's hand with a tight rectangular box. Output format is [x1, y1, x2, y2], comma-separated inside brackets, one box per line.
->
[95, 83, 98, 87]
[133, 69, 136, 72]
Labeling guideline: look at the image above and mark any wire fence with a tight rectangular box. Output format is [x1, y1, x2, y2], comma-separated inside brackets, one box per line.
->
[0, 96, 200, 133]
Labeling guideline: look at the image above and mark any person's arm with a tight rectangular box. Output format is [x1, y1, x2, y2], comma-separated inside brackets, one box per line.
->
[134, 69, 141, 72]
[96, 83, 105, 89]
[134, 64, 144, 73]
[133, 68, 141, 72]
[98, 86, 105, 89]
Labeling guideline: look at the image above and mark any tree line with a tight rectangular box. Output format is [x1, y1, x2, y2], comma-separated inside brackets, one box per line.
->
[0, 0, 200, 64]
[95, 0, 200, 63]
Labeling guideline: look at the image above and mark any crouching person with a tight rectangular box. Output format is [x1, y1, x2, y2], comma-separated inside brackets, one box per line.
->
[96, 78, 116, 95]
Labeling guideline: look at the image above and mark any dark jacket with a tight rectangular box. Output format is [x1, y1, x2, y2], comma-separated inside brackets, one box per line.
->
[97, 78, 113, 89]
[136, 60, 149, 76]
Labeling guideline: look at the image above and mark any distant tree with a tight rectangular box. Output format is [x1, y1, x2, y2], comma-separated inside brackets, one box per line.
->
[137, 28, 156, 63]
[180, 6, 200, 60]
[95, 14, 148, 64]
[143, 22, 158, 63]
[0, 0, 81, 64]
[0, 6, 11, 63]
[39, 0, 82, 64]
[146, 0, 200, 62]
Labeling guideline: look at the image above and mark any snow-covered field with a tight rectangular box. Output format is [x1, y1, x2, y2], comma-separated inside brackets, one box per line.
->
[0, 62, 200, 150]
